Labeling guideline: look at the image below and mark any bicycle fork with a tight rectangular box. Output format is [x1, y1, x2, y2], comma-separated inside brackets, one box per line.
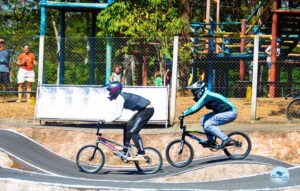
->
[178, 130, 187, 155]
[89, 144, 99, 161]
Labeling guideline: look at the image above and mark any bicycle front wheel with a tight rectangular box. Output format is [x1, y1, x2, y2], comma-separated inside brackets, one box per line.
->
[224, 132, 251, 159]
[286, 98, 300, 121]
[76, 145, 105, 173]
[135, 147, 162, 174]
[165, 139, 194, 168]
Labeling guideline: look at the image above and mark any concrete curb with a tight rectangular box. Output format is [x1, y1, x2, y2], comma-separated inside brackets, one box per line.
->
[1, 118, 300, 133]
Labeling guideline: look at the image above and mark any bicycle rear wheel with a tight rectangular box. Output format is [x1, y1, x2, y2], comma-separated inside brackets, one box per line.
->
[134, 147, 162, 174]
[286, 98, 300, 121]
[165, 139, 194, 168]
[224, 132, 251, 159]
[76, 145, 105, 173]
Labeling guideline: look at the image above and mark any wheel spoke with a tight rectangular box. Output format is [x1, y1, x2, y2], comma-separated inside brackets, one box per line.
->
[135, 147, 162, 174]
[166, 140, 194, 168]
[76, 145, 105, 173]
[224, 132, 251, 160]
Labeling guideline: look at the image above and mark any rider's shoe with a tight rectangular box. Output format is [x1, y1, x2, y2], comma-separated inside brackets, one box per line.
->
[202, 141, 215, 148]
[128, 154, 149, 161]
[217, 138, 232, 149]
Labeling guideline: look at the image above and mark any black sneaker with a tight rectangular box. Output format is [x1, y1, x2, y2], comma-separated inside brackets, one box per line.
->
[218, 138, 232, 149]
[202, 141, 215, 148]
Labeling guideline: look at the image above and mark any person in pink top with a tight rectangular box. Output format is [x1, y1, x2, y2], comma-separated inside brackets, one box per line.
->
[16, 43, 37, 103]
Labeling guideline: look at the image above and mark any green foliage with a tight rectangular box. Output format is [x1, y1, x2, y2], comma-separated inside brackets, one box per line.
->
[96, 0, 184, 38]
[0, 0, 40, 36]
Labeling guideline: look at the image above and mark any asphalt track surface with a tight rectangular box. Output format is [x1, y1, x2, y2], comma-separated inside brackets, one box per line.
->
[0, 129, 300, 190]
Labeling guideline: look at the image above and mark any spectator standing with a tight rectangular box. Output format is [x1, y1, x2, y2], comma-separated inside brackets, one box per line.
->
[164, 52, 172, 86]
[16, 43, 37, 103]
[265, 38, 281, 81]
[110, 65, 122, 83]
[154, 71, 162, 86]
[0, 39, 11, 102]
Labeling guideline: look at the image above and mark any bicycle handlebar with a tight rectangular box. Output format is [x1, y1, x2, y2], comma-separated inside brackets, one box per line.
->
[179, 115, 185, 129]
[96, 120, 104, 135]
[285, 91, 300, 99]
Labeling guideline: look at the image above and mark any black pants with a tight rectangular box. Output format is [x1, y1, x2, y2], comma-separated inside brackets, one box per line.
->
[123, 107, 154, 154]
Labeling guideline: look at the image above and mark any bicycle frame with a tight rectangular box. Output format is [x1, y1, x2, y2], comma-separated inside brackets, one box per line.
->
[179, 117, 210, 146]
[285, 91, 300, 99]
[95, 121, 131, 158]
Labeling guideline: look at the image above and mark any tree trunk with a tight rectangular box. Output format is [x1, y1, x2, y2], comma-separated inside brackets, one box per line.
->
[179, 0, 191, 37]
[51, 15, 60, 84]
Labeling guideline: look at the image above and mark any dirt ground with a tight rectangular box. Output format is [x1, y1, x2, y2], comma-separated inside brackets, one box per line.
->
[0, 95, 293, 123]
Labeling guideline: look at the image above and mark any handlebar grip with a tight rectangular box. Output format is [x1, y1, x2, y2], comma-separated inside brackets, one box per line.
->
[96, 120, 103, 135]
[179, 117, 184, 129]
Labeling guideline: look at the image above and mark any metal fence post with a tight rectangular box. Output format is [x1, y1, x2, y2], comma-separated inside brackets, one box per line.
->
[251, 35, 259, 120]
[38, 0, 46, 86]
[106, 38, 112, 84]
[59, 10, 65, 84]
[169, 36, 179, 125]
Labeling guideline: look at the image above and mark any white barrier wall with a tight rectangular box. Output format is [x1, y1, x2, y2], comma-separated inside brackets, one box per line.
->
[35, 85, 169, 124]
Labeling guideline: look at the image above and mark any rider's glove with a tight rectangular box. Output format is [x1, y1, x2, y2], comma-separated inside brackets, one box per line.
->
[178, 114, 185, 120]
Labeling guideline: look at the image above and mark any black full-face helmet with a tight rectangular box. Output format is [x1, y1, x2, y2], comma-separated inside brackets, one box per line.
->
[186, 81, 207, 101]
[106, 81, 123, 100]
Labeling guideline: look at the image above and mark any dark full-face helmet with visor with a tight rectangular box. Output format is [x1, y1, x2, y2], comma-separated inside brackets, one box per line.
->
[107, 81, 123, 100]
[186, 81, 207, 101]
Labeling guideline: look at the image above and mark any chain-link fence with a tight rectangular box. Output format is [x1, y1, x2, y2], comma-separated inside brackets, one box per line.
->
[175, 35, 300, 122]
[42, 36, 175, 87]
[179, 36, 300, 98]
[0, 35, 300, 122]
[1, 35, 299, 96]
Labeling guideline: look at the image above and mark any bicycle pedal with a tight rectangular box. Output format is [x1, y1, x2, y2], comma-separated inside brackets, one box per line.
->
[127, 156, 148, 162]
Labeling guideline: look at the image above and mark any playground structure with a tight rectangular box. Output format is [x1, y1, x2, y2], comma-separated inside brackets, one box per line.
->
[189, 0, 300, 98]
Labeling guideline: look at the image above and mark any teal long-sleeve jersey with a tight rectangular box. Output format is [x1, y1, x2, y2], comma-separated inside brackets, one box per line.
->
[182, 90, 236, 117]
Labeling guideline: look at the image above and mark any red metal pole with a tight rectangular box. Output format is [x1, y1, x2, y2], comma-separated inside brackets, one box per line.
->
[206, 0, 210, 23]
[216, 0, 219, 31]
[239, 19, 246, 96]
[269, 0, 278, 98]
[215, 0, 220, 53]
[240, 19, 246, 81]
[205, 0, 211, 53]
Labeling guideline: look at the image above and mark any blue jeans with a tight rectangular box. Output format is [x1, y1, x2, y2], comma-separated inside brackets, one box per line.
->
[200, 111, 237, 142]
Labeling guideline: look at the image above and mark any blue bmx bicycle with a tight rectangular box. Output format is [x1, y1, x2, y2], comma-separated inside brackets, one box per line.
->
[166, 116, 252, 168]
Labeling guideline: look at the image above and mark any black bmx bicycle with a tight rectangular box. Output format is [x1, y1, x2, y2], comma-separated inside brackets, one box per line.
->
[166, 117, 252, 168]
[285, 91, 300, 121]
[76, 121, 163, 174]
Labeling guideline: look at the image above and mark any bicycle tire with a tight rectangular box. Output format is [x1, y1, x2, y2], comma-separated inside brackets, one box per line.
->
[224, 131, 251, 159]
[134, 147, 162, 174]
[286, 98, 300, 121]
[165, 139, 194, 168]
[76, 145, 105, 173]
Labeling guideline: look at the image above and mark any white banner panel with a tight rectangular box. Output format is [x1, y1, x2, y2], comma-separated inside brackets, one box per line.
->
[35, 86, 169, 124]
